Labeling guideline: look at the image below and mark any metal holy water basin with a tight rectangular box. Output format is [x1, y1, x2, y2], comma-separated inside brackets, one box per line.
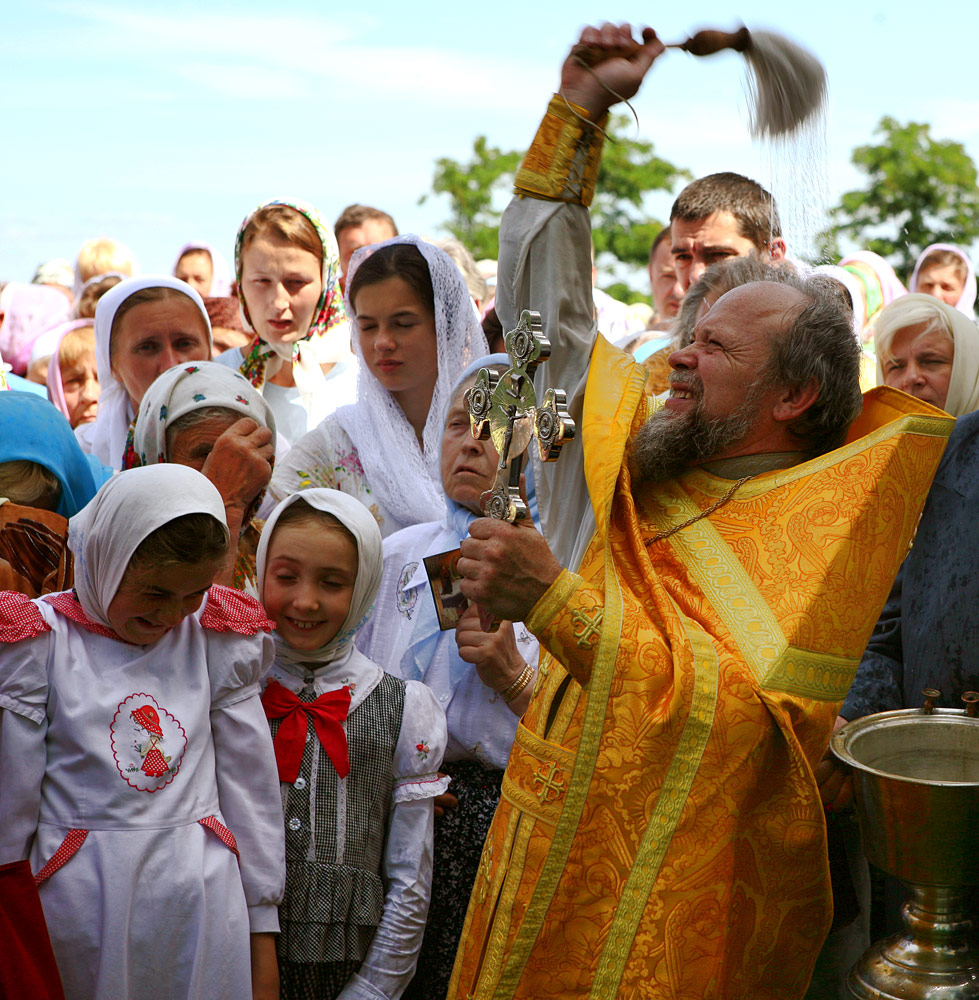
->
[831, 708, 979, 887]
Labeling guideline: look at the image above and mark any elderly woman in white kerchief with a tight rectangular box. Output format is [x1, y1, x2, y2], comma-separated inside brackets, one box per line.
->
[76, 275, 213, 469]
[875, 293, 979, 416]
[131, 361, 276, 592]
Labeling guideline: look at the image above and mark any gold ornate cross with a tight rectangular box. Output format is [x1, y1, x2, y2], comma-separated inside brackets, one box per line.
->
[571, 607, 604, 649]
[468, 310, 576, 523]
[532, 761, 567, 805]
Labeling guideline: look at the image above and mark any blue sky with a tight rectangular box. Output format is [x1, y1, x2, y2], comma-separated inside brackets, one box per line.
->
[2, 1, 978, 284]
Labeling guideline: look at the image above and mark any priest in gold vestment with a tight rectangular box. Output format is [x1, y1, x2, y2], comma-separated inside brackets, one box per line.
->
[449, 24, 954, 1000]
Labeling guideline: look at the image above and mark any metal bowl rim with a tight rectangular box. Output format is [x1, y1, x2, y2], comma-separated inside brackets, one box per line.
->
[831, 708, 979, 788]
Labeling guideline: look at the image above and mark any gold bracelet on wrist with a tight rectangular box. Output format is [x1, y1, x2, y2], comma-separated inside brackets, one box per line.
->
[501, 663, 535, 704]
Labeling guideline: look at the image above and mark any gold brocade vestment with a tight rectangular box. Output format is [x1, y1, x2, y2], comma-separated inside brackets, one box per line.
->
[450, 337, 952, 999]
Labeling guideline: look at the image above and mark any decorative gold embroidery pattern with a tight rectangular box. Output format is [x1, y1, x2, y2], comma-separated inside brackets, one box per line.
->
[570, 607, 604, 649]
[590, 615, 720, 998]
[515, 95, 606, 206]
[532, 761, 567, 805]
[474, 844, 493, 904]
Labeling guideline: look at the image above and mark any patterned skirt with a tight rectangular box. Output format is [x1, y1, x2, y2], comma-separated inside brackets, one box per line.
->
[403, 759, 504, 1000]
[279, 959, 361, 1000]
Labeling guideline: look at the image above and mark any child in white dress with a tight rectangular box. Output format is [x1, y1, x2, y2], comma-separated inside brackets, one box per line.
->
[256, 488, 448, 1000]
[0, 464, 285, 1000]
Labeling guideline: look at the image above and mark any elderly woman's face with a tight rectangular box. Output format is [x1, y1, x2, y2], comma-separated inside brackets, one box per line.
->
[881, 322, 954, 410]
[111, 297, 211, 410]
[168, 413, 238, 472]
[440, 390, 499, 514]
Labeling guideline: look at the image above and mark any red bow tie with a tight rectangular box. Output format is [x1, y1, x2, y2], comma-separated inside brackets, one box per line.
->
[261, 680, 351, 784]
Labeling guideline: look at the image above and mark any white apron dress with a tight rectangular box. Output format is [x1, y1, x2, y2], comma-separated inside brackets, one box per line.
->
[0, 586, 285, 1000]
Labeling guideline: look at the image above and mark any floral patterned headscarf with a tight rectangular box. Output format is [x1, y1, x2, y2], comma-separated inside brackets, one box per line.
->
[234, 198, 348, 424]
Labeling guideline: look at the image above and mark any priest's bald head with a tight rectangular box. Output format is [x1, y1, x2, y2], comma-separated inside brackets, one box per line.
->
[632, 274, 862, 483]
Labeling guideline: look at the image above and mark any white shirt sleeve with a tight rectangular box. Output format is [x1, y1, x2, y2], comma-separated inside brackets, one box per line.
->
[337, 681, 448, 1000]
[0, 629, 51, 865]
[0, 709, 47, 864]
[207, 629, 285, 933]
[211, 689, 286, 933]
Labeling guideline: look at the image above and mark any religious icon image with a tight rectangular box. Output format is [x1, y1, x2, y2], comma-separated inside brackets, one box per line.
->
[423, 547, 473, 630]
[110, 692, 187, 792]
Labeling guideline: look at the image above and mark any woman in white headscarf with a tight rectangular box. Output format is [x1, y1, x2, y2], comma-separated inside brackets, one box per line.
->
[357, 355, 539, 999]
[909, 243, 977, 319]
[268, 235, 488, 536]
[875, 293, 979, 416]
[75, 275, 213, 469]
[173, 241, 233, 298]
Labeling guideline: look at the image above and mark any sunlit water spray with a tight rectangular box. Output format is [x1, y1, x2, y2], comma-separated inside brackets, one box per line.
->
[763, 110, 831, 266]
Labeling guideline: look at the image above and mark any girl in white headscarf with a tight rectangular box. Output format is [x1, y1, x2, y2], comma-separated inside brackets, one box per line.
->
[256, 488, 447, 1000]
[0, 463, 285, 1000]
[173, 241, 233, 297]
[268, 236, 488, 536]
[875, 293, 979, 416]
[909, 243, 977, 319]
[75, 276, 213, 469]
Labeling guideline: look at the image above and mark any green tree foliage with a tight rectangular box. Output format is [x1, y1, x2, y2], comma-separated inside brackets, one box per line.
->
[591, 114, 690, 275]
[423, 117, 690, 293]
[824, 116, 979, 278]
[419, 136, 521, 261]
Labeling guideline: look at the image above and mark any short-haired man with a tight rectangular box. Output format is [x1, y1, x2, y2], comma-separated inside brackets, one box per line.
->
[333, 203, 398, 280]
[671, 170, 787, 290]
[450, 22, 952, 999]
[640, 175, 786, 393]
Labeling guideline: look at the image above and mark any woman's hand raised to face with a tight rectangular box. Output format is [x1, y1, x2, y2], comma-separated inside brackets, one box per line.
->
[201, 417, 275, 514]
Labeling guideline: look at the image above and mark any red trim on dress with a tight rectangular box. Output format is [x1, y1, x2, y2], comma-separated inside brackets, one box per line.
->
[0, 592, 51, 642]
[200, 585, 274, 635]
[33, 830, 88, 886]
[198, 816, 240, 860]
[42, 592, 125, 641]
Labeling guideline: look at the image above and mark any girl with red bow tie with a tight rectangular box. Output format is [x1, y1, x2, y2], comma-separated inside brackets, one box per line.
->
[257, 489, 447, 1000]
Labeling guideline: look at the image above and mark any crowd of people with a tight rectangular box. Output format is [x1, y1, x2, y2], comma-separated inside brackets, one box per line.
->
[1, 19, 977, 1000]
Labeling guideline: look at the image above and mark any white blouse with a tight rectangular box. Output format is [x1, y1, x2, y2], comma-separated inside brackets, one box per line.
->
[359, 520, 538, 771]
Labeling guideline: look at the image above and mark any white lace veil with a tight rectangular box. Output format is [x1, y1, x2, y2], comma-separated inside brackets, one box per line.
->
[334, 235, 488, 527]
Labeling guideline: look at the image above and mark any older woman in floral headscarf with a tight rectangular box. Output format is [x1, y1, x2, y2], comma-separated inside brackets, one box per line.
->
[130, 361, 275, 592]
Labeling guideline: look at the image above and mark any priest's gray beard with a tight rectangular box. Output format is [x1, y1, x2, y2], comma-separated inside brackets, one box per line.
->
[632, 378, 768, 483]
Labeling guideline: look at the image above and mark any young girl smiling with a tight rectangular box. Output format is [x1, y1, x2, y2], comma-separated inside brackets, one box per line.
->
[257, 488, 447, 1000]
